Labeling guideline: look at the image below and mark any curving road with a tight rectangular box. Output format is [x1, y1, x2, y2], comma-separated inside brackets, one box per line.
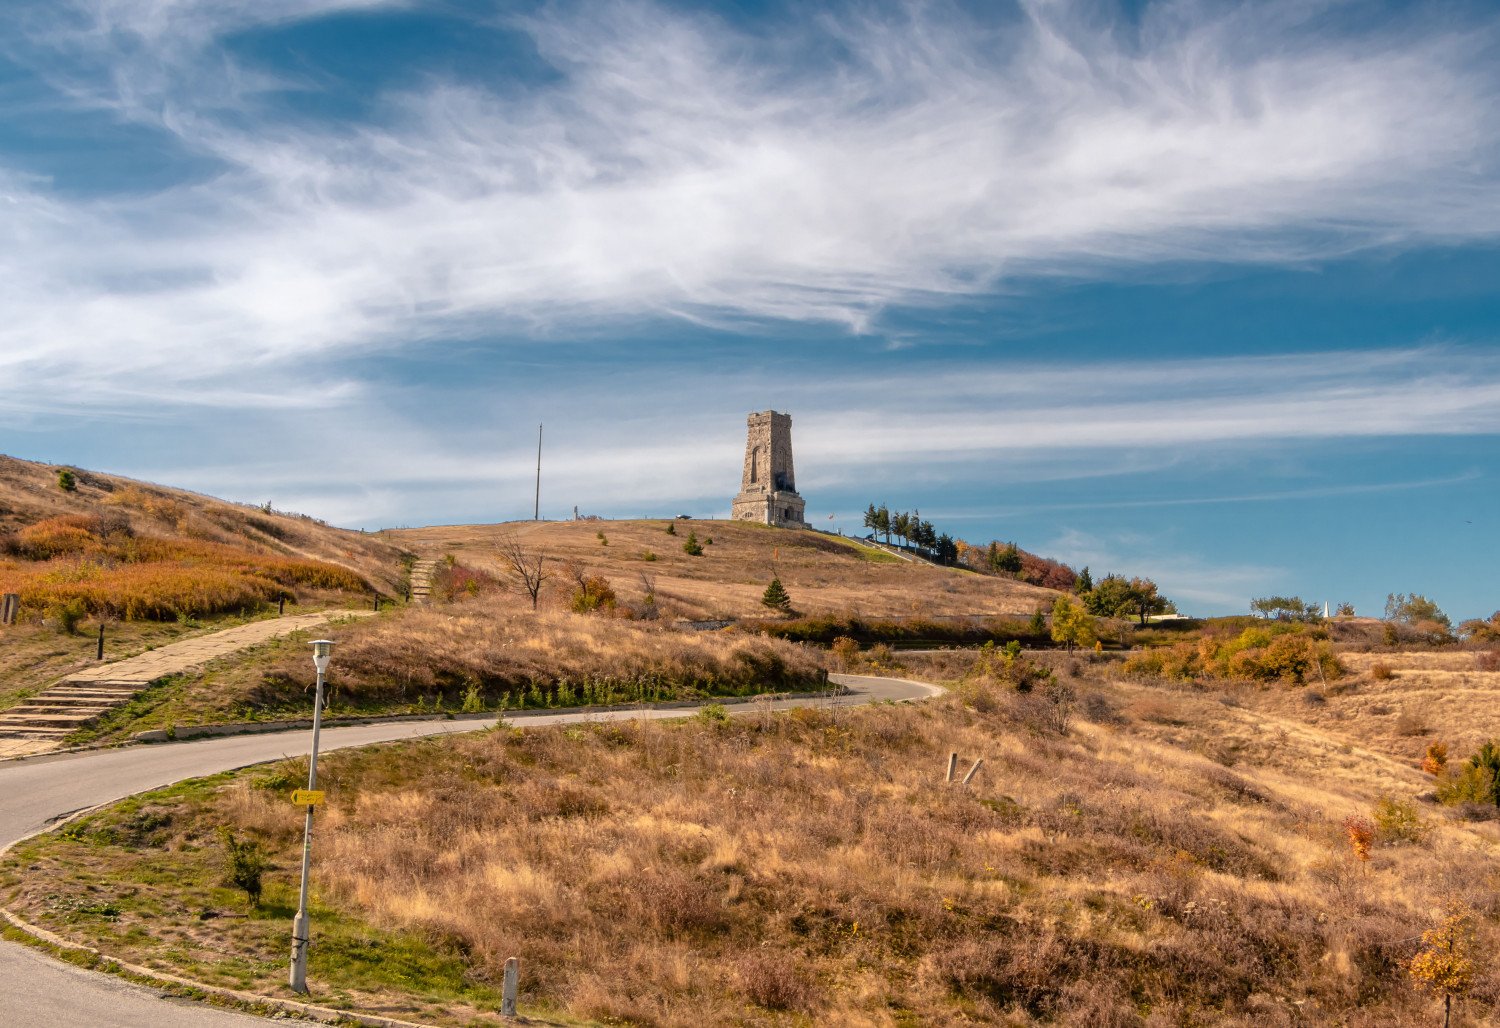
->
[0, 674, 941, 1027]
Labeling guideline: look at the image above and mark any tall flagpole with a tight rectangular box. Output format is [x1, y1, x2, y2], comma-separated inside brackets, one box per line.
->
[534, 424, 542, 520]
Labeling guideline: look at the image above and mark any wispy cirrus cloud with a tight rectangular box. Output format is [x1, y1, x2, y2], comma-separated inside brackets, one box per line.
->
[0, 0, 1498, 411]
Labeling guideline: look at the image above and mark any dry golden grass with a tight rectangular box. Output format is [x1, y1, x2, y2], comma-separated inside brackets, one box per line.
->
[1243, 650, 1500, 775]
[11, 665, 1500, 1026]
[0, 453, 404, 593]
[384, 519, 1060, 620]
[88, 599, 829, 736]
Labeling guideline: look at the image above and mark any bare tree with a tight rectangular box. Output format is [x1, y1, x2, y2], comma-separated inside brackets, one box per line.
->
[498, 536, 547, 610]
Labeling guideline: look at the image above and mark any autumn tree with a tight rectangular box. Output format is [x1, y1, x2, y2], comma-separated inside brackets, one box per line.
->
[1410, 901, 1477, 1028]
[1050, 595, 1096, 653]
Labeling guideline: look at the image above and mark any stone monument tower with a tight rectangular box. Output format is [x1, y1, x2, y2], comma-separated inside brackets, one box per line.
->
[731, 410, 808, 528]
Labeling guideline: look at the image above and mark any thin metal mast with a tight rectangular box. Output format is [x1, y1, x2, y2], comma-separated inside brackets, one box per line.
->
[534, 423, 542, 520]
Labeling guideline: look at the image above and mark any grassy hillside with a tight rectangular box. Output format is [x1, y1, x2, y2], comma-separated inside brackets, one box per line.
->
[385, 518, 1061, 620]
[8, 649, 1500, 1026]
[0, 453, 404, 595]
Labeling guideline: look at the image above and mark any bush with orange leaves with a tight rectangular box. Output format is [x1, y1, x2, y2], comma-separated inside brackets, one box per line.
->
[1410, 901, 1476, 1028]
[1422, 742, 1449, 777]
[1342, 814, 1376, 862]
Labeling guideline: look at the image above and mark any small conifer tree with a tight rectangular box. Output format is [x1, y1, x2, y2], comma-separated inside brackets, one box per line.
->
[56, 468, 76, 492]
[761, 576, 792, 614]
[683, 530, 703, 556]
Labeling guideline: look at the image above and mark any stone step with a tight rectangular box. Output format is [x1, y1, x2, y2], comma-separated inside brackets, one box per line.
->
[31, 690, 136, 701]
[0, 727, 75, 739]
[0, 711, 107, 727]
[13, 697, 122, 710]
[51, 683, 141, 695]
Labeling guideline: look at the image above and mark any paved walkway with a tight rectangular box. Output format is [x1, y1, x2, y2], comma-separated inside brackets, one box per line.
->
[0, 611, 373, 758]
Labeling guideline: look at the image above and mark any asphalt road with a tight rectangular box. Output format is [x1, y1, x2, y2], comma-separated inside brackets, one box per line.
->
[0, 674, 941, 1026]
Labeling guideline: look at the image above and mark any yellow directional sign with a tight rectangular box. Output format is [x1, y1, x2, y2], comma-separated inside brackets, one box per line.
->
[291, 789, 325, 806]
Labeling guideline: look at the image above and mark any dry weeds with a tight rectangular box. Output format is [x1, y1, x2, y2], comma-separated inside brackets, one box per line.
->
[9, 672, 1500, 1026]
[384, 519, 1060, 620]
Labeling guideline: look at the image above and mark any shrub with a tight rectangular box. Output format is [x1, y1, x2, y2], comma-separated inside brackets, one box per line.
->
[1341, 815, 1375, 862]
[965, 640, 1052, 695]
[218, 827, 268, 907]
[570, 576, 618, 614]
[665, 523, 676, 535]
[1395, 710, 1429, 737]
[682, 531, 703, 557]
[641, 551, 657, 562]
[1372, 796, 1429, 845]
[1370, 661, 1394, 680]
[1123, 643, 1201, 682]
[1422, 742, 1449, 776]
[829, 636, 860, 670]
[56, 468, 76, 492]
[49, 598, 87, 635]
[697, 703, 729, 725]
[429, 563, 499, 603]
[1478, 650, 1500, 672]
[737, 951, 816, 1013]
[1437, 742, 1500, 808]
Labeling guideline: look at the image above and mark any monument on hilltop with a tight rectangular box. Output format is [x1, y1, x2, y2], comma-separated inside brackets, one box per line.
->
[731, 410, 808, 528]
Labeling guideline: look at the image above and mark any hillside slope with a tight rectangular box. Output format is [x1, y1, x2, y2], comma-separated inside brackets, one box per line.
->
[0, 453, 404, 593]
[385, 518, 1063, 620]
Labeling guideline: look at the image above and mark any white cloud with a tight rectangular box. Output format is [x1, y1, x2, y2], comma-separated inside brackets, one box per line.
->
[0, 0, 1497, 409]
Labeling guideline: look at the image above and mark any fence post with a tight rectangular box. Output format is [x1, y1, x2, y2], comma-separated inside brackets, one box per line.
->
[502, 956, 519, 1017]
[961, 758, 984, 787]
[97, 623, 105, 661]
[945, 752, 958, 783]
[1, 593, 18, 626]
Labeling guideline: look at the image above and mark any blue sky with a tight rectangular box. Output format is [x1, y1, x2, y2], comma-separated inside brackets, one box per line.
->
[2, 0, 1498, 619]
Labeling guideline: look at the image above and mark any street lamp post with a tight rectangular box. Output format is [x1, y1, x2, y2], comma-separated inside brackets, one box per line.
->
[290, 639, 333, 994]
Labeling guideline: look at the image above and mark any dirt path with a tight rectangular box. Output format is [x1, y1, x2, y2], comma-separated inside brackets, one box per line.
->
[0, 611, 373, 758]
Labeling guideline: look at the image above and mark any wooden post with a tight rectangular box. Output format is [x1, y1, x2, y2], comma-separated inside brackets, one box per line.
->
[961, 758, 984, 787]
[373, 596, 381, 612]
[96, 623, 105, 661]
[278, 597, 285, 615]
[502, 956, 519, 1017]
[1, 593, 17, 626]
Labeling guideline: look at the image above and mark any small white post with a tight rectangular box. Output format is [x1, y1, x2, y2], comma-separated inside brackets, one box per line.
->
[502, 956, 519, 1017]
[945, 752, 958, 783]
[961, 758, 984, 787]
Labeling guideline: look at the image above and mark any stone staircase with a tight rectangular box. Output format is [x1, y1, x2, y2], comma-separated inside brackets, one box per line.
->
[0, 610, 374, 754]
[409, 556, 440, 604]
[0, 680, 146, 741]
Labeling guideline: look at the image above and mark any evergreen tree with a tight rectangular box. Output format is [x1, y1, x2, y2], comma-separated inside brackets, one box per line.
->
[935, 533, 957, 566]
[761, 576, 793, 614]
[1075, 566, 1093, 594]
[987, 541, 1002, 572]
[997, 542, 1023, 575]
[875, 504, 891, 542]
[862, 503, 878, 534]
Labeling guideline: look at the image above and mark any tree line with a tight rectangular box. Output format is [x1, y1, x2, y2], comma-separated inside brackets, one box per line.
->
[861, 504, 958, 564]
